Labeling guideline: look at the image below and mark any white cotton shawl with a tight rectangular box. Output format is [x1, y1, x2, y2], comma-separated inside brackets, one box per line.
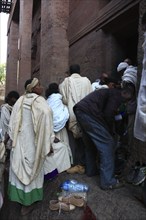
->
[59, 73, 92, 138]
[92, 81, 108, 91]
[0, 104, 12, 137]
[122, 66, 137, 87]
[117, 62, 129, 72]
[0, 104, 13, 150]
[44, 127, 72, 174]
[0, 141, 5, 160]
[134, 32, 146, 142]
[47, 93, 69, 132]
[9, 94, 55, 185]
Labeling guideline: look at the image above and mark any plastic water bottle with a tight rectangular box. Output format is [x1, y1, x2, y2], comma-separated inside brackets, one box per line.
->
[60, 179, 89, 192]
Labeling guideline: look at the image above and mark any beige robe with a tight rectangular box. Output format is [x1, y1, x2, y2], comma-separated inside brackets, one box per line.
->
[44, 127, 72, 174]
[59, 73, 92, 138]
[9, 93, 55, 186]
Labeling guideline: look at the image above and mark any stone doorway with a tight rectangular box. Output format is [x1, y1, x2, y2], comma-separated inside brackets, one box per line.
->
[102, 3, 139, 77]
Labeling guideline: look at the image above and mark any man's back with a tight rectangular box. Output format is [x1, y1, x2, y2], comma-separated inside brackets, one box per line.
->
[59, 65, 92, 138]
[59, 73, 92, 106]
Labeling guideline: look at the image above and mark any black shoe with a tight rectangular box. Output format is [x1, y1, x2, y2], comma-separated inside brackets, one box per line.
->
[132, 166, 146, 186]
[109, 181, 125, 189]
[126, 161, 141, 183]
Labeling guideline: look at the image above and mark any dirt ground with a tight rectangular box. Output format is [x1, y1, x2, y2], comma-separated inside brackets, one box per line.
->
[0, 171, 146, 220]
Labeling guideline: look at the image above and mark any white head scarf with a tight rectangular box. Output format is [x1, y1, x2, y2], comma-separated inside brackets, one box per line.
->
[122, 66, 137, 87]
[25, 78, 39, 93]
[117, 62, 129, 72]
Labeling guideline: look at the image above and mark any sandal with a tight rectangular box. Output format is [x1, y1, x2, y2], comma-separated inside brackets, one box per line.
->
[49, 200, 75, 212]
[58, 195, 85, 207]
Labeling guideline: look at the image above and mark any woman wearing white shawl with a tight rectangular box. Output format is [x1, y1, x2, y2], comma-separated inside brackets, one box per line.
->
[45, 83, 72, 172]
[46, 83, 69, 133]
[8, 78, 55, 215]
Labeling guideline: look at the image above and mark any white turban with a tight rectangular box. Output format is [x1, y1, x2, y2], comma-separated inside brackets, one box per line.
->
[26, 78, 39, 93]
[117, 62, 129, 72]
[122, 66, 137, 87]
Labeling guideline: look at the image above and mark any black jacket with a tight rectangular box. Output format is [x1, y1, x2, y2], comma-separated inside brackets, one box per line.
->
[74, 88, 123, 134]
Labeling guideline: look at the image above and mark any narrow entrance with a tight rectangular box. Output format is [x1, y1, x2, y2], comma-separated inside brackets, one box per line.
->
[102, 4, 139, 77]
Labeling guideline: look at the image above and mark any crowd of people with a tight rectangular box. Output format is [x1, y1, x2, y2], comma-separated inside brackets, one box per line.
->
[0, 62, 137, 213]
[0, 13, 146, 217]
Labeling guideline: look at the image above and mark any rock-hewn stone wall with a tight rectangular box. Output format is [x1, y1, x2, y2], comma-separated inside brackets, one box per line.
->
[69, 0, 139, 82]
[40, 0, 69, 89]
[31, 0, 41, 79]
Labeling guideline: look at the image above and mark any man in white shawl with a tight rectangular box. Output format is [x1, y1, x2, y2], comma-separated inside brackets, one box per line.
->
[134, 13, 146, 142]
[59, 64, 92, 174]
[117, 61, 129, 85]
[8, 78, 55, 215]
[122, 65, 137, 152]
[0, 91, 19, 209]
[0, 91, 19, 154]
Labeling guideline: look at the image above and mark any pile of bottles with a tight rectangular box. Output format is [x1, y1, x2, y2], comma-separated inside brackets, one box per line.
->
[60, 179, 89, 192]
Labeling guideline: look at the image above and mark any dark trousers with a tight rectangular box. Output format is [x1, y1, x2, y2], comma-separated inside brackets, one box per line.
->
[67, 130, 85, 166]
[74, 108, 117, 188]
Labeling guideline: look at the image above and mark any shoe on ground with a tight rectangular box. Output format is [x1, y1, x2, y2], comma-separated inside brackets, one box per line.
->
[109, 181, 125, 189]
[126, 167, 139, 183]
[66, 165, 85, 174]
[102, 180, 125, 190]
[58, 195, 85, 207]
[49, 200, 75, 211]
[126, 162, 141, 183]
[132, 166, 146, 186]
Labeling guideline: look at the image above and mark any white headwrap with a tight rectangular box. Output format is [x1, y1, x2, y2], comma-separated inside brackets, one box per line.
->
[122, 66, 137, 87]
[117, 62, 129, 72]
[25, 78, 39, 93]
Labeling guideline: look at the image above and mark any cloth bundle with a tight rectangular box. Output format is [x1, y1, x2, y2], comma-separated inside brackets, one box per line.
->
[122, 66, 137, 87]
[117, 62, 129, 72]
